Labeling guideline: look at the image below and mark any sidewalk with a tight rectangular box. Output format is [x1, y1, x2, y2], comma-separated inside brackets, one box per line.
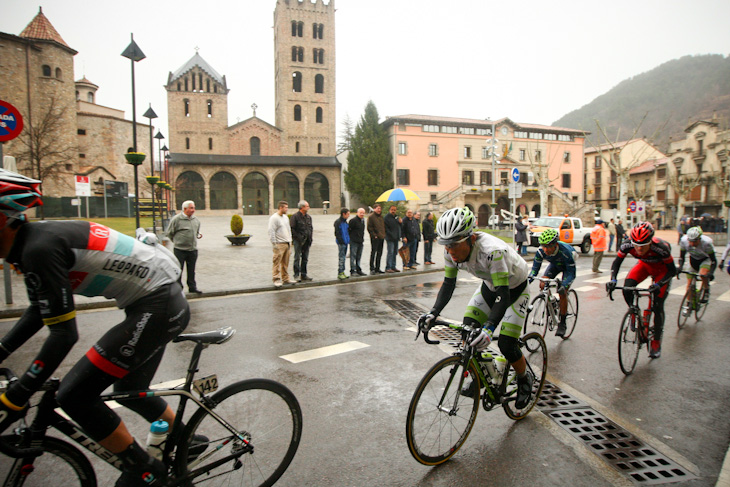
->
[0, 219, 688, 319]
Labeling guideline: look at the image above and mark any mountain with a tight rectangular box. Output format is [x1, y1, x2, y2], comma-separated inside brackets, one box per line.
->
[552, 54, 730, 151]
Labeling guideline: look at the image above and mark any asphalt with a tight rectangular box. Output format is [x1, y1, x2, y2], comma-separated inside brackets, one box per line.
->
[0, 216, 700, 318]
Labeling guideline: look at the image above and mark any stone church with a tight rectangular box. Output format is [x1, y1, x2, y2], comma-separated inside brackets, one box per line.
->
[167, 0, 341, 215]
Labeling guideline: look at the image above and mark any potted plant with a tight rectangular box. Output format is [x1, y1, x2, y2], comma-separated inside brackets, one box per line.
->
[225, 214, 251, 245]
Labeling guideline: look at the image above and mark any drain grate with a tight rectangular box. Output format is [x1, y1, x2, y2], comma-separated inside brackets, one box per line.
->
[547, 409, 695, 485]
[537, 382, 588, 410]
[385, 299, 425, 323]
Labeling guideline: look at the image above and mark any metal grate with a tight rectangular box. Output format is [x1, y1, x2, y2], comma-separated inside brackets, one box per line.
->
[387, 298, 697, 485]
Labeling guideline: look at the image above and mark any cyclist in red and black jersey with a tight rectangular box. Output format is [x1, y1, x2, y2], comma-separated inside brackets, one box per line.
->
[607, 222, 676, 359]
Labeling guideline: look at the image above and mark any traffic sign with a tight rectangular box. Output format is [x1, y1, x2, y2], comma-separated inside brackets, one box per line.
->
[0, 100, 23, 142]
[511, 167, 520, 183]
[508, 182, 523, 198]
[629, 201, 637, 213]
[75, 175, 91, 197]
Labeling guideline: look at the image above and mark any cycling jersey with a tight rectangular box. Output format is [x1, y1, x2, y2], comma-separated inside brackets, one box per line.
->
[529, 241, 576, 288]
[615, 236, 674, 265]
[679, 235, 715, 262]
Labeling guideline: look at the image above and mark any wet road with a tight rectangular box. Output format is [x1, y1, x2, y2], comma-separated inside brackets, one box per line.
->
[0, 256, 728, 486]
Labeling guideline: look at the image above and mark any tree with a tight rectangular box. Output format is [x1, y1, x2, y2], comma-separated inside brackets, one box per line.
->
[343, 101, 392, 205]
[337, 113, 355, 154]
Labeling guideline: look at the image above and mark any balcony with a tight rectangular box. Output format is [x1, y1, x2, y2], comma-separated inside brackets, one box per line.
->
[692, 149, 707, 161]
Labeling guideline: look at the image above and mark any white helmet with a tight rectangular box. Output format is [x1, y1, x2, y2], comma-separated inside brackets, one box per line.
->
[436, 207, 476, 245]
[686, 226, 703, 241]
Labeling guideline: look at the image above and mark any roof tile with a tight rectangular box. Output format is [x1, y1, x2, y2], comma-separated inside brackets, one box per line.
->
[19, 7, 70, 48]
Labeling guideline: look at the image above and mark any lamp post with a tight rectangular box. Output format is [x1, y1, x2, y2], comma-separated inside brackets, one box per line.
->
[164, 152, 171, 212]
[143, 106, 158, 233]
[154, 131, 165, 177]
[121, 34, 146, 229]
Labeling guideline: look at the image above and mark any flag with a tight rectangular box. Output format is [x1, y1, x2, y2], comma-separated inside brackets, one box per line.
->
[503, 142, 512, 157]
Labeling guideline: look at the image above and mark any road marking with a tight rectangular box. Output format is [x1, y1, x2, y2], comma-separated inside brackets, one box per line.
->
[718, 289, 730, 302]
[573, 285, 598, 292]
[280, 341, 370, 364]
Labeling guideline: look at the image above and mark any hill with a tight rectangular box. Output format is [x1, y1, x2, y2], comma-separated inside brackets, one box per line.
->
[552, 54, 730, 151]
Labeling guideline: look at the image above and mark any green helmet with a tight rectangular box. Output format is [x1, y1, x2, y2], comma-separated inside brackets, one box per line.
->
[538, 228, 559, 246]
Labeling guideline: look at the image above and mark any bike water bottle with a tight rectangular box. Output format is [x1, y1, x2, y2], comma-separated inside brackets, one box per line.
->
[146, 420, 169, 460]
[479, 352, 498, 381]
[494, 356, 507, 383]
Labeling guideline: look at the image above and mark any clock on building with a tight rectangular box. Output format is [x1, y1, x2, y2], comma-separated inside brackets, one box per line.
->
[501, 126, 508, 136]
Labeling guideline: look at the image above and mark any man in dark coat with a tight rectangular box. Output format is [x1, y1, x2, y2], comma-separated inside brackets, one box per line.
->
[367, 204, 385, 274]
[290, 200, 314, 281]
[384, 205, 402, 273]
[348, 208, 366, 276]
[401, 209, 420, 270]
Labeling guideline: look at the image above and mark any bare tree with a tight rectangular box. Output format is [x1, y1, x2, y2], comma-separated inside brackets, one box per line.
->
[523, 140, 572, 216]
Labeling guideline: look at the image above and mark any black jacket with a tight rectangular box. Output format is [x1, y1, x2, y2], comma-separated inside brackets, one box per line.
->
[384, 213, 401, 242]
[401, 216, 420, 241]
[422, 218, 436, 241]
[348, 216, 365, 244]
[290, 210, 313, 245]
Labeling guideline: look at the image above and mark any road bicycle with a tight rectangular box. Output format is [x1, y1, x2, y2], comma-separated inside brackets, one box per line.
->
[0, 327, 302, 487]
[607, 285, 657, 375]
[677, 270, 711, 328]
[523, 277, 579, 339]
[406, 319, 547, 466]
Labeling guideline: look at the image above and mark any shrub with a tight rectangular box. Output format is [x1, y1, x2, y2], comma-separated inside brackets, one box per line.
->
[230, 214, 243, 236]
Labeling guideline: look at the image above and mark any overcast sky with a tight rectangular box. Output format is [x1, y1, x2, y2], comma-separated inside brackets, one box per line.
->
[2, 0, 730, 145]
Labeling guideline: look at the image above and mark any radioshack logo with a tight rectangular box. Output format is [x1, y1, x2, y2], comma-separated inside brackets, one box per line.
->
[29, 360, 44, 378]
[142, 472, 156, 483]
[90, 223, 110, 239]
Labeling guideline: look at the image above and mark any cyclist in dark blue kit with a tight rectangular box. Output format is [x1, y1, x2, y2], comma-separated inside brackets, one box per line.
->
[528, 228, 577, 337]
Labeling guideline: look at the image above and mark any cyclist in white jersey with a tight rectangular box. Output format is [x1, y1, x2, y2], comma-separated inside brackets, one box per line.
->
[678, 226, 717, 302]
[418, 207, 533, 408]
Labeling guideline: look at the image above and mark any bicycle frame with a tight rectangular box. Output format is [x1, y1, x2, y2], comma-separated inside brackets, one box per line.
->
[531, 277, 562, 330]
[609, 286, 655, 342]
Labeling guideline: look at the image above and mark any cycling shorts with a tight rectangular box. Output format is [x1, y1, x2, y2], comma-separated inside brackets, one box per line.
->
[689, 256, 712, 273]
[626, 260, 670, 298]
[544, 264, 571, 291]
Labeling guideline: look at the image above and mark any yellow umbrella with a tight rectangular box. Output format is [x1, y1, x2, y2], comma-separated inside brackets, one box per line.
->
[375, 188, 420, 202]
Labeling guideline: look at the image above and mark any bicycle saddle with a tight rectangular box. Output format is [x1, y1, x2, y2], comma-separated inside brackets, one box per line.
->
[174, 326, 236, 345]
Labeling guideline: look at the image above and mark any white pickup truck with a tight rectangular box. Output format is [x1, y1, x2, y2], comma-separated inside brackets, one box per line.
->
[529, 216, 592, 253]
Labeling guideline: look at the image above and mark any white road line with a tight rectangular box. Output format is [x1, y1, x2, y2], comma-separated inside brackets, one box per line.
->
[718, 289, 730, 302]
[280, 341, 370, 364]
[573, 286, 598, 293]
[669, 287, 685, 296]
[576, 269, 595, 277]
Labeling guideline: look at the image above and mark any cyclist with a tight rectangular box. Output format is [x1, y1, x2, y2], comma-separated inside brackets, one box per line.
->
[528, 228, 577, 337]
[677, 226, 717, 303]
[418, 207, 533, 408]
[607, 221, 676, 359]
[0, 169, 194, 487]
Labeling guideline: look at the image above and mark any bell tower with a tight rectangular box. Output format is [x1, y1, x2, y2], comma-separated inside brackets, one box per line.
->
[274, 0, 336, 157]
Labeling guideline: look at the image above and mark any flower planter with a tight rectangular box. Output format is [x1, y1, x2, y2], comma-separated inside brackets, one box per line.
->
[146, 176, 159, 185]
[225, 234, 251, 246]
[124, 152, 146, 166]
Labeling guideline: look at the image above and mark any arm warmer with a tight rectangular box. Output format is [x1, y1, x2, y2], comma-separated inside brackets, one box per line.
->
[610, 255, 625, 281]
[430, 277, 456, 316]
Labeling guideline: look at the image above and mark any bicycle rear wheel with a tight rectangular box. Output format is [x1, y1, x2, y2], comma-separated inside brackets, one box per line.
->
[503, 332, 547, 420]
[677, 291, 691, 329]
[524, 295, 549, 338]
[695, 287, 709, 320]
[0, 435, 96, 487]
[405, 355, 480, 466]
[618, 310, 641, 375]
[561, 290, 579, 339]
[174, 379, 302, 487]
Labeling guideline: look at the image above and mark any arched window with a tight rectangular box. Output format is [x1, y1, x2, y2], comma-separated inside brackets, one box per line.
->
[87, 92, 94, 103]
[295, 142, 300, 153]
[317, 143, 322, 154]
[274, 171, 300, 204]
[207, 100, 212, 117]
[55, 67, 62, 79]
[291, 20, 297, 36]
[304, 172, 329, 208]
[297, 21, 303, 37]
[75, 91, 80, 100]
[191, 74, 195, 91]
[208, 138, 213, 150]
[184, 78, 189, 91]
[318, 49, 325, 64]
[291, 46, 298, 62]
[210, 172, 238, 210]
[176, 171, 206, 210]
[316, 107, 323, 123]
[292, 72, 302, 93]
[42, 65, 51, 76]
[315, 74, 324, 94]
[313, 23, 324, 39]
[250, 137, 261, 155]
[206, 79, 210, 92]
[318, 23, 324, 39]
[184, 99, 190, 117]
[177, 82, 181, 91]
[242, 172, 269, 215]
[294, 105, 302, 121]
[199, 73, 203, 91]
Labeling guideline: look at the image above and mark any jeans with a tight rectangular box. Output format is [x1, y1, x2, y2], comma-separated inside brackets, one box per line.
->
[338, 243, 348, 274]
[174, 248, 198, 290]
[386, 240, 399, 270]
[609, 235, 615, 252]
[407, 240, 418, 267]
[424, 240, 433, 263]
[292, 239, 310, 277]
[350, 242, 363, 273]
[370, 237, 384, 271]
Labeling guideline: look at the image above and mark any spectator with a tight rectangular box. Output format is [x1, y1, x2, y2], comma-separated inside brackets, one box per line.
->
[413, 211, 422, 265]
[367, 204, 385, 274]
[401, 209, 420, 270]
[290, 200, 313, 281]
[607, 218, 617, 252]
[384, 205, 402, 273]
[268, 201, 295, 288]
[334, 208, 351, 280]
[616, 218, 626, 246]
[167, 200, 203, 293]
[590, 218, 607, 273]
[514, 215, 529, 256]
[677, 216, 687, 244]
[348, 208, 367, 276]
[422, 212, 436, 264]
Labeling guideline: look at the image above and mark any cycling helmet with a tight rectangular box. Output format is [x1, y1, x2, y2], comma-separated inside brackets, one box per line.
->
[538, 228, 560, 246]
[0, 169, 43, 220]
[686, 226, 703, 241]
[436, 207, 476, 245]
[629, 221, 654, 246]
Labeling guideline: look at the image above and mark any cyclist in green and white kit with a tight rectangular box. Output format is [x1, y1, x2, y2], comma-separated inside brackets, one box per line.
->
[678, 226, 717, 303]
[418, 208, 533, 408]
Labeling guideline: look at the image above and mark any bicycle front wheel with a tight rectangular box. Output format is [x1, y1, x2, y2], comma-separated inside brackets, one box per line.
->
[695, 288, 709, 320]
[503, 332, 547, 420]
[524, 295, 549, 338]
[561, 290, 579, 339]
[677, 291, 691, 329]
[0, 435, 96, 487]
[405, 355, 480, 466]
[174, 379, 302, 487]
[618, 309, 641, 375]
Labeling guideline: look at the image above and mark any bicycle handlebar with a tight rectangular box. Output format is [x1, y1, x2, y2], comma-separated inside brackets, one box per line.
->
[415, 318, 476, 346]
[606, 285, 655, 301]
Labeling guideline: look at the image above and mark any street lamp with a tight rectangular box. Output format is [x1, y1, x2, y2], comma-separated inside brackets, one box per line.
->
[164, 152, 171, 212]
[143, 105, 158, 234]
[154, 130, 165, 177]
[121, 33, 146, 229]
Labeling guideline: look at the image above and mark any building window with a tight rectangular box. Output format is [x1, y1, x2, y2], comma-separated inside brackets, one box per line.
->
[87, 92, 94, 103]
[184, 99, 190, 117]
[55, 67, 62, 79]
[500, 171, 509, 184]
[42, 65, 51, 76]
[177, 82, 181, 91]
[657, 168, 666, 179]
[314, 74, 324, 93]
[207, 79, 210, 92]
[458, 127, 475, 135]
[562, 173, 571, 188]
[482, 147, 488, 159]
[316, 107, 323, 123]
[318, 143, 322, 154]
[558, 134, 572, 142]
[397, 169, 410, 186]
[294, 105, 302, 121]
[208, 138, 213, 150]
[609, 186, 617, 199]
[292, 21, 303, 37]
[191, 73, 195, 91]
[207, 100, 213, 118]
[313, 23, 323, 39]
[428, 144, 438, 157]
[535, 150, 541, 162]
[428, 169, 438, 186]
[79, 154, 85, 158]
[514, 131, 528, 138]
[422, 125, 439, 132]
[184, 78, 189, 91]
[519, 149, 526, 161]
[563, 151, 571, 163]
[295, 141, 300, 153]
[462, 170, 474, 185]
[480, 171, 492, 185]
[250, 137, 260, 155]
[292, 72, 302, 92]
[214, 84, 218, 93]
[77, 129, 86, 135]
[595, 171, 602, 184]
[464, 146, 472, 159]
[185, 137, 190, 150]
[398, 142, 407, 155]
[430, 193, 438, 203]
[292, 46, 304, 62]
[594, 156, 601, 168]
[657, 190, 666, 201]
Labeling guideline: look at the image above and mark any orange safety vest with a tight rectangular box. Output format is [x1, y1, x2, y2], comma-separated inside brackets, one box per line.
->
[591, 225, 607, 251]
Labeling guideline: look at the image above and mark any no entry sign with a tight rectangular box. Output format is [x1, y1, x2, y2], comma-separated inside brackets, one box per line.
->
[0, 101, 23, 142]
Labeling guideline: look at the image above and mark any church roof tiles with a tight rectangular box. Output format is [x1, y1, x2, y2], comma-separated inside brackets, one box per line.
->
[20, 7, 71, 49]
[169, 52, 227, 88]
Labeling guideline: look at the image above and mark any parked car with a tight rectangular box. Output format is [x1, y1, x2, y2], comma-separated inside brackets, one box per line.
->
[529, 216, 592, 253]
